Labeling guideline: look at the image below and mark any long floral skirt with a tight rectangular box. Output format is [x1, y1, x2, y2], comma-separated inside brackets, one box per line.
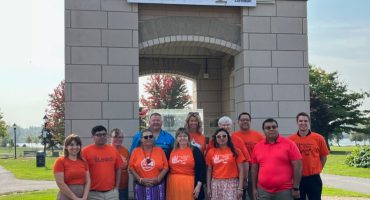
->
[134, 181, 165, 200]
[210, 178, 238, 200]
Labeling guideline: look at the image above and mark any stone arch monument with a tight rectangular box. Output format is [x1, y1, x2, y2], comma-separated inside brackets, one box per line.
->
[65, 0, 309, 145]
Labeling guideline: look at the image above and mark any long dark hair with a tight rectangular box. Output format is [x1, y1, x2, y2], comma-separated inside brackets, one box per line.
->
[212, 128, 238, 158]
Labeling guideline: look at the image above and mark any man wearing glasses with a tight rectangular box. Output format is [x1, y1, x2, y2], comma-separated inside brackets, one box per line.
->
[233, 112, 264, 200]
[82, 125, 124, 200]
[130, 112, 175, 159]
[251, 118, 302, 200]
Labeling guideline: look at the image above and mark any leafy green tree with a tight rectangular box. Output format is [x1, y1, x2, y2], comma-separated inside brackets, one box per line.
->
[0, 110, 8, 138]
[140, 75, 192, 109]
[309, 65, 370, 148]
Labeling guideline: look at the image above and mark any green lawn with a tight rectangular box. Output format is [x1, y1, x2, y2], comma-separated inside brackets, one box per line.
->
[0, 157, 56, 180]
[323, 186, 370, 197]
[323, 146, 370, 178]
[0, 147, 44, 158]
[0, 189, 58, 200]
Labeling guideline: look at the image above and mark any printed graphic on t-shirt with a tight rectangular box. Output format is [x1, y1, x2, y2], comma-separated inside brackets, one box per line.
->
[94, 156, 114, 163]
[141, 158, 155, 171]
[297, 143, 318, 156]
[171, 155, 190, 164]
[213, 154, 231, 164]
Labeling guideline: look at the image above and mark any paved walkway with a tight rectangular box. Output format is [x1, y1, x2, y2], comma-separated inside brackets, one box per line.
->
[321, 173, 370, 195]
[0, 166, 57, 195]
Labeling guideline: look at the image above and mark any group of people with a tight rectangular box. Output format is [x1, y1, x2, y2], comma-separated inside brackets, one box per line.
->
[53, 111, 329, 200]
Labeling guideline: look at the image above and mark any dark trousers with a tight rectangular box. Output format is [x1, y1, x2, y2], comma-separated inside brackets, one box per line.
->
[297, 174, 323, 200]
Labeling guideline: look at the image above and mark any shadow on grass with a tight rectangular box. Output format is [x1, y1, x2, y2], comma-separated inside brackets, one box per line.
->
[330, 150, 350, 155]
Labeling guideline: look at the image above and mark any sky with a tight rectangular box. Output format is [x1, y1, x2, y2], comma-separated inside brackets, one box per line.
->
[0, 0, 369, 128]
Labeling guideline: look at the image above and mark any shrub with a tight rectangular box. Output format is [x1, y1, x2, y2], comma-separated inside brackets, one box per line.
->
[345, 147, 370, 168]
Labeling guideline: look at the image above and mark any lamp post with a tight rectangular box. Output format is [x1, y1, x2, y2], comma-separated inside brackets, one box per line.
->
[42, 115, 49, 155]
[13, 123, 17, 159]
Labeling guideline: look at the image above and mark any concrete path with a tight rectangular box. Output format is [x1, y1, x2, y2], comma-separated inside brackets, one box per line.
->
[321, 173, 370, 195]
[0, 166, 57, 195]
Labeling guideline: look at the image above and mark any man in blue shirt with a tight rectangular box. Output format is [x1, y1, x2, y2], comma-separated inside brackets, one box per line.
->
[130, 112, 174, 158]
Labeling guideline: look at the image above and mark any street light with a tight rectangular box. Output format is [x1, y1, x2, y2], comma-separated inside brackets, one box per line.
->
[42, 115, 49, 155]
[13, 123, 16, 159]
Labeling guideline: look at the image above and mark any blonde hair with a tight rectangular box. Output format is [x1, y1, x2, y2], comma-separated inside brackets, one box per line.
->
[184, 112, 203, 133]
[173, 128, 192, 151]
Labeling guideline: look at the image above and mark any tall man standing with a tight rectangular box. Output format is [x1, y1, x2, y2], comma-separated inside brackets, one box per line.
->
[289, 112, 329, 200]
[251, 118, 302, 200]
[233, 112, 264, 200]
[130, 112, 175, 158]
[82, 125, 124, 200]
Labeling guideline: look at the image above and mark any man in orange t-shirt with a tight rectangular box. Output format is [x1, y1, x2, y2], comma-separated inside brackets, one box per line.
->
[82, 125, 124, 200]
[289, 112, 329, 200]
[233, 112, 264, 200]
[110, 128, 129, 200]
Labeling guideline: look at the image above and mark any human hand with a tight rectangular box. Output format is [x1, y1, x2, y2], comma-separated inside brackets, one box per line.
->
[193, 184, 201, 199]
[291, 189, 300, 199]
[207, 186, 212, 199]
[237, 189, 243, 199]
[252, 188, 259, 200]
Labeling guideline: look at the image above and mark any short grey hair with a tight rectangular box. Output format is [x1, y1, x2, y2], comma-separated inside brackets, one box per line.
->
[218, 116, 233, 126]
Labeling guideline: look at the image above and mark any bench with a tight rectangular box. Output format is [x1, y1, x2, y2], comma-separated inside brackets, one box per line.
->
[23, 150, 37, 157]
[0, 153, 12, 159]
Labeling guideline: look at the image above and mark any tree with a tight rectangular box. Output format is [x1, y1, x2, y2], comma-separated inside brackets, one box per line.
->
[140, 75, 192, 109]
[0, 110, 8, 138]
[309, 65, 370, 148]
[44, 80, 65, 148]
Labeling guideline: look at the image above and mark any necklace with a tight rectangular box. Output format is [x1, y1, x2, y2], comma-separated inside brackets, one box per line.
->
[142, 147, 153, 164]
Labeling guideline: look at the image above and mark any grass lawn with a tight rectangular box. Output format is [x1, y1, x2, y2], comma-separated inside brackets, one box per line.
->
[0, 157, 56, 180]
[323, 186, 370, 197]
[0, 189, 58, 200]
[323, 146, 370, 178]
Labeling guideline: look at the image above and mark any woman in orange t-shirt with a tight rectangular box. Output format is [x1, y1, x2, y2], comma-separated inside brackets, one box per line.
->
[184, 112, 206, 153]
[206, 128, 245, 200]
[129, 129, 168, 200]
[53, 134, 90, 200]
[166, 128, 206, 200]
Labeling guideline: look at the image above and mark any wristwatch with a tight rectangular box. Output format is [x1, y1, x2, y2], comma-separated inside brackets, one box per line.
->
[292, 187, 299, 191]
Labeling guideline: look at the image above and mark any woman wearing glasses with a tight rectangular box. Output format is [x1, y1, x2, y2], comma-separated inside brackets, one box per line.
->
[184, 112, 206, 153]
[129, 129, 169, 200]
[53, 134, 90, 200]
[166, 128, 206, 200]
[206, 128, 245, 200]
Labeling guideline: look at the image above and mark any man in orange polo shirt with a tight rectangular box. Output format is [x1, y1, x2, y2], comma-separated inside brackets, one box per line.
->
[251, 118, 302, 200]
[289, 112, 329, 200]
[82, 125, 124, 200]
[233, 112, 264, 200]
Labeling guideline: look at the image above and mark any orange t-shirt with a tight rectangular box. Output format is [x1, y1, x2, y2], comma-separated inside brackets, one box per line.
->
[206, 147, 245, 179]
[207, 135, 251, 162]
[233, 130, 264, 157]
[169, 147, 195, 176]
[53, 157, 88, 185]
[190, 132, 206, 153]
[129, 146, 169, 178]
[289, 132, 329, 176]
[82, 144, 123, 191]
[116, 145, 129, 189]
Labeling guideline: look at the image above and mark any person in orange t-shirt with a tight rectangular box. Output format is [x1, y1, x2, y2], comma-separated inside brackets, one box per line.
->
[82, 125, 123, 200]
[184, 112, 206, 153]
[206, 128, 246, 200]
[54, 134, 90, 200]
[166, 128, 206, 200]
[129, 129, 168, 200]
[233, 112, 264, 200]
[110, 128, 129, 200]
[288, 112, 329, 200]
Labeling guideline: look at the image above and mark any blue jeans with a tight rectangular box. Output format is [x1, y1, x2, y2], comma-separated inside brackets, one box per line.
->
[119, 188, 129, 200]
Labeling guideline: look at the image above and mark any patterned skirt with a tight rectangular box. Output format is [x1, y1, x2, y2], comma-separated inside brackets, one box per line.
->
[210, 178, 239, 200]
[135, 181, 165, 200]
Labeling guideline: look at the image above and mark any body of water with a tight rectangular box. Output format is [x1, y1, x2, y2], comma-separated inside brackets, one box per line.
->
[330, 138, 369, 146]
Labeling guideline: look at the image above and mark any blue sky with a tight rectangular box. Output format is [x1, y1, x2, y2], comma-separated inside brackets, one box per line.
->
[0, 0, 369, 127]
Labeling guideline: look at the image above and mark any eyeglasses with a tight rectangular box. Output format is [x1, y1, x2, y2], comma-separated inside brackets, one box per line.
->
[94, 133, 107, 137]
[264, 126, 277, 130]
[188, 112, 199, 116]
[216, 134, 227, 139]
[143, 135, 154, 140]
[178, 135, 188, 138]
